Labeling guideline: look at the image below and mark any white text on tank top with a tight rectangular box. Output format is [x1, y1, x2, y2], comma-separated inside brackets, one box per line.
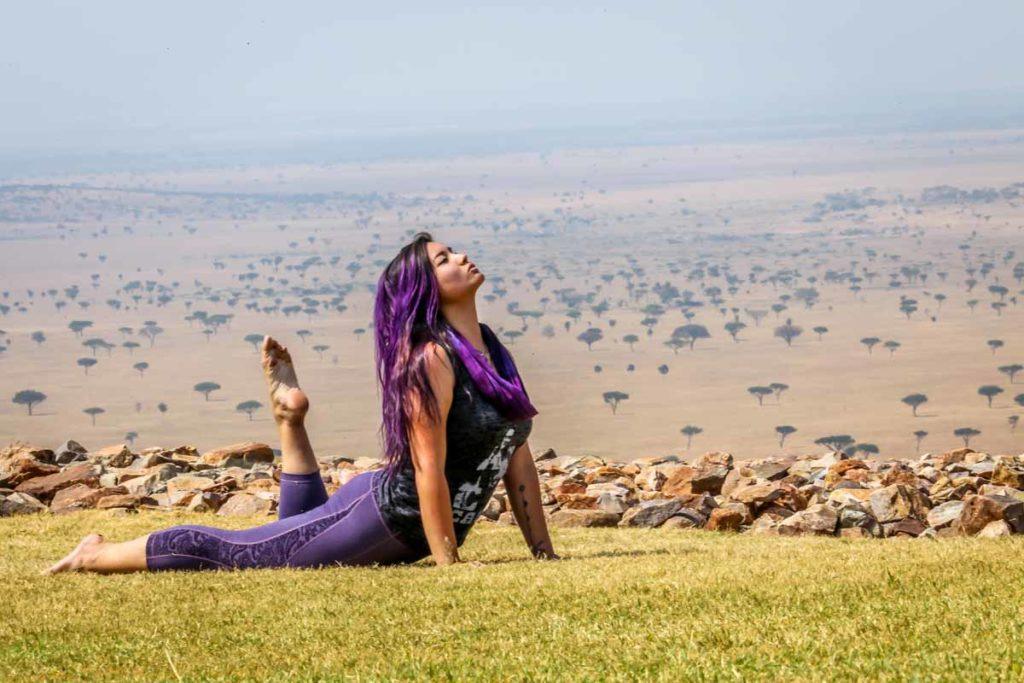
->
[451, 426, 517, 525]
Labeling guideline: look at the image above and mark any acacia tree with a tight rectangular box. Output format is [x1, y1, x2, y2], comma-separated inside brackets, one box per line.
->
[860, 337, 881, 355]
[602, 390, 629, 414]
[13, 389, 47, 415]
[987, 339, 1004, 355]
[193, 381, 222, 401]
[748, 386, 773, 406]
[773, 318, 802, 347]
[622, 334, 640, 351]
[814, 434, 855, 456]
[77, 357, 98, 375]
[312, 344, 330, 360]
[978, 385, 1004, 408]
[769, 382, 789, 402]
[997, 364, 1023, 384]
[901, 393, 928, 416]
[775, 425, 796, 447]
[883, 340, 901, 357]
[812, 326, 829, 341]
[680, 424, 703, 450]
[83, 406, 105, 426]
[577, 328, 603, 351]
[953, 426, 980, 448]
[672, 324, 710, 350]
[244, 333, 264, 352]
[236, 400, 263, 421]
[134, 361, 149, 378]
[31, 331, 46, 346]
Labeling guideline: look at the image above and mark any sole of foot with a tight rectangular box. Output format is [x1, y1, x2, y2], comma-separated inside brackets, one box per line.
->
[42, 532, 104, 575]
[261, 335, 309, 425]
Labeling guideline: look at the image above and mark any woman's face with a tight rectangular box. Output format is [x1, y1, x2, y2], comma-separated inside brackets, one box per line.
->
[427, 241, 484, 303]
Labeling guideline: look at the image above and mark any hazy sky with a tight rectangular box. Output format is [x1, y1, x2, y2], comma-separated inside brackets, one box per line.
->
[2, 1, 1023, 161]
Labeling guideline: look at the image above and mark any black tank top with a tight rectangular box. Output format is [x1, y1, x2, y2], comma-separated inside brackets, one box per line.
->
[372, 346, 534, 556]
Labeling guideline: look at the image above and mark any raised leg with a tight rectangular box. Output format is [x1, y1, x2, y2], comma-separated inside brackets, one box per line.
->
[262, 335, 317, 476]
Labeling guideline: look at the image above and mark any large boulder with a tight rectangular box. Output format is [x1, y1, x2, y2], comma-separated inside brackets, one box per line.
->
[618, 499, 682, 528]
[14, 463, 101, 503]
[54, 439, 88, 465]
[87, 444, 134, 468]
[956, 494, 1024, 535]
[869, 484, 930, 523]
[1, 491, 49, 516]
[51, 484, 129, 514]
[200, 442, 275, 468]
[0, 443, 59, 487]
[777, 504, 838, 536]
[216, 492, 274, 517]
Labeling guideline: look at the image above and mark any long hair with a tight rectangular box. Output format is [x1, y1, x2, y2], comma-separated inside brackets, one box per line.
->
[373, 231, 456, 481]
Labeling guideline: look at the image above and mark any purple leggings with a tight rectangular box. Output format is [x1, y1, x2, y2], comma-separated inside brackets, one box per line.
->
[145, 469, 427, 571]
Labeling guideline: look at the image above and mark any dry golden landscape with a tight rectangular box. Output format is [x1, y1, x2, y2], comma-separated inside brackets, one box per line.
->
[2, 128, 1023, 463]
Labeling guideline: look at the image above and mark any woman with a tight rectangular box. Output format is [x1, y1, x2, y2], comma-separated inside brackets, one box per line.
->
[42, 232, 560, 574]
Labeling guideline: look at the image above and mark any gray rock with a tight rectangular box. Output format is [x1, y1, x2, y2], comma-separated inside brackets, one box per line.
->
[618, 498, 682, 528]
[1, 491, 49, 516]
[926, 500, 964, 529]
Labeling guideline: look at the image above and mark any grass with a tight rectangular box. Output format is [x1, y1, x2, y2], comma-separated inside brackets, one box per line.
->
[3, 511, 1024, 681]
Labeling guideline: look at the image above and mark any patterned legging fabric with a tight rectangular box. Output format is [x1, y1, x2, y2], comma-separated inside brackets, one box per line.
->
[145, 469, 427, 571]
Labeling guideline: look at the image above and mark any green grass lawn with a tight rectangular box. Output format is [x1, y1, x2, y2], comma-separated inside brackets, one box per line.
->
[3, 510, 1024, 681]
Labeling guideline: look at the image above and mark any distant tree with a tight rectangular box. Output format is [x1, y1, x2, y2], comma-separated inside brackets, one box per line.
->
[83, 406, 105, 426]
[125, 431, 138, 446]
[134, 361, 149, 378]
[997, 364, 1024, 384]
[1009, 415, 1019, 433]
[122, 341, 141, 355]
[899, 299, 918, 320]
[814, 434, 855, 456]
[768, 382, 789, 402]
[68, 320, 93, 338]
[12, 389, 47, 415]
[140, 324, 164, 347]
[901, 393, 928, 417]
[987, 339, 1004, 355]
[747, 386, 774, 406]
[593, 365, 602, 373]
[913, 429, 928, 453]
[577, 328, 603, 351]
[672, 324, 710, 350]
[602, 391, 629, 414]
[724, 321, 746, 342]
[680, 425, 703, 450]
[860, 337, 881, 355]
[312, 344, 330, 360]
[883, 340, 901, 357]
[657, 364, 669, 375]
[953, 426, 980, 448]
[622, 334, 640, 351]
[31, 331, 46, 346]
[775, 425, 796, 447]
[978, 385, 1004, 408]
[1016, 394, 1024, 409]
[812, 326, 829, 341]
[157, 402, 168, 414]
[852, 443, 879, 455]
[193, 381, 222, 401]
[296, 329, 312, 344]
[244, 333, 265, 352]
[77, 357, 98, 375]
[236, 400, 263, 421]
[773, 318, 802, 347]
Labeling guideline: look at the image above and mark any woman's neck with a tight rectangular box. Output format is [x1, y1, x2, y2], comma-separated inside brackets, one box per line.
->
[442, 299, 487, 353]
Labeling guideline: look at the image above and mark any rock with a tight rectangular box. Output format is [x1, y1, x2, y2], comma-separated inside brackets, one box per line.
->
[200, 442, 275, 468]
[991, 463, 1024, 489]
[882, 518, 926, 538]
[956, 494, 1024, 535]
[977, 519, 1012, 538]
[1, 491, 49, 515]
[618, 498, 682, 527]
[777, 504, 838, 536]
[668, 507, 707, 528]
[51, 484, 128, 514]
[585, 466, 628, 484]
[166, 474, 220, 496]
[87, 444, 134, 468]
[54, 439, 88, 465]
[595, 492, 629, 514]
[0, 442, 60, 487]
[935, 447, 973, 468]
[634, 468, 666, 491]
[926, 500, 964, 529]
[707, 506, 744, 532]
[548, 509, 621, 527]
[186, 491, 226, 513]
[824, 459, 869, 488]
[533, 447, 557, 462]
[661, 467, 697, 496]
[695, 451, 734, 468]
[869, 484, 930, 523]
[745, 460, 793, 481]
[497, 510, 517, 525]
[480, 496, 504, 520]
[96, 493, 153, 510]
[730, 481, 785, 506]
[839, 527, 872, 538]
[216, 492, 274, 516]
[13, 463, 101, 503]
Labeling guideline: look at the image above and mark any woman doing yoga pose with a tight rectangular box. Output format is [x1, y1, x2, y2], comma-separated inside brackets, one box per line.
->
[42, 232, 560, 574]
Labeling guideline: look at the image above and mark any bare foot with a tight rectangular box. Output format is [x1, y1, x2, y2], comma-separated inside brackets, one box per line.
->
[261, 335, 309, 426]
[41, 532, 104, 575]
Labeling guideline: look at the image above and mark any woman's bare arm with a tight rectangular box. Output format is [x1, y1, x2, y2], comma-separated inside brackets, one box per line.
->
[502, 439, 560, 559]
[408, 342, 463, 567]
